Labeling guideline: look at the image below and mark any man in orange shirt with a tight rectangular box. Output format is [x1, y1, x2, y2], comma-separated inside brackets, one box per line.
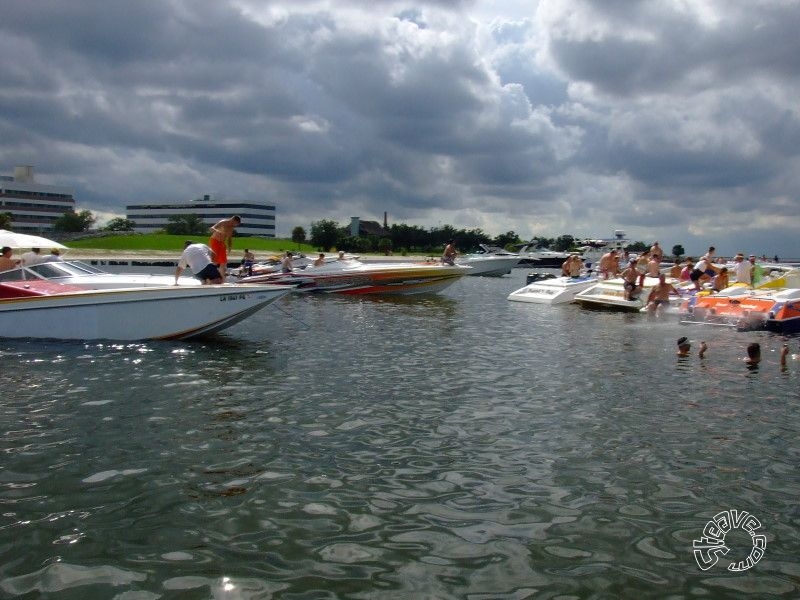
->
[208, 215, 241, 279]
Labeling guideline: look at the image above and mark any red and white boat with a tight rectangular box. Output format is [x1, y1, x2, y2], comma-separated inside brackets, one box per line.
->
[0, 279, 292, 341]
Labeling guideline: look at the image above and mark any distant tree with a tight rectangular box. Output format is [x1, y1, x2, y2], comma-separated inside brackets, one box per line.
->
[553, 235, 576, 252]
[310, 219, 341, 251]
[627, 241, 648, 253]
[291, 226, 306, 246]
[389, 223, 429, 252]
[377, 237, 393, 255]
[672, 244, 685, 259]
[528, 236, 555, 249]
[492, 231, 521, 250]
[54, 209, 96, 232]
[165, 214, 207, 235]
[0, 212, 11, 229]
[104, 217, 136, 232]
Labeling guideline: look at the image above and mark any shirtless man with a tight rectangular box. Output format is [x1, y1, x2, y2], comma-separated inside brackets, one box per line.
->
[621, 259, 642, 301]
[598, 249, 618, 279]
[442, 239, 457, 265]
[649, 241, 664, 263]
[646, 254, 661, 277]
[646, 274, 681, 315]
[208, 215, 241, 279]
[0, 246, 18, 271]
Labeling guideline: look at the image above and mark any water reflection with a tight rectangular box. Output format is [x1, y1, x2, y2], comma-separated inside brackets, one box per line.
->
[0, 271, 798, 597]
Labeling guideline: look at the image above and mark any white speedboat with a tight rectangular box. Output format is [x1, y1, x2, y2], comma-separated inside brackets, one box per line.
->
[238, 257, 465, 295]
[0, 279, 293, 341]
[507, 274, 598, 305]
[0, 259, 201, 288]
[574, 230, 630, 269]
[574, 275, 667, 312]
[456, 245, 521, 276]
[515, 245, 572, 268]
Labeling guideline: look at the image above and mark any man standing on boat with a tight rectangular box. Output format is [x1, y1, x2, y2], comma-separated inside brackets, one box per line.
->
[598, 249, 619, 279]
[442, 239, 458, 265]
[734, 254, 752, 285]
[621, 259, 643, 300]
[649, 241, 664, 263]
[209, 215, 241, 280]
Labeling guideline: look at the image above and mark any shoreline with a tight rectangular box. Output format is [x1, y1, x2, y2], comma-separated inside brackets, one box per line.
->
[66, 249, 434, 264]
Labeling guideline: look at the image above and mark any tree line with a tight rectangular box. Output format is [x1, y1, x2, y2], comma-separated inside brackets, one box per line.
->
[1, 210, 685, 258]
[297, 219, 683, 257]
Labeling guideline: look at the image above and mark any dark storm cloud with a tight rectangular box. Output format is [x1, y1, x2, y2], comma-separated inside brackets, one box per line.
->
[0, 0, 798, 256]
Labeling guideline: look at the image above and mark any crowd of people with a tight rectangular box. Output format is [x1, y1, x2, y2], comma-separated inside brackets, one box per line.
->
[0, 245, 64, 270]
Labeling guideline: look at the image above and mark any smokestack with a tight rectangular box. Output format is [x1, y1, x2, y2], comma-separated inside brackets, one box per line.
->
[383, 212, 388, 228]
[14, 166, 34, 183]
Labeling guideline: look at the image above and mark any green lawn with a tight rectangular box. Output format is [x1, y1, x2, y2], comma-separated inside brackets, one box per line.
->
[66, 234, 318, 254]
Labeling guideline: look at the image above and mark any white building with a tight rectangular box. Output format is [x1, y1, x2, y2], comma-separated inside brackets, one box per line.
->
[0, 166, 76, 232]
[126, 195, 276, 237]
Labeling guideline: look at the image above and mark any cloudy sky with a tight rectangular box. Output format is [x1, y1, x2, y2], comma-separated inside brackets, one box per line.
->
[2, 0, 799, 256]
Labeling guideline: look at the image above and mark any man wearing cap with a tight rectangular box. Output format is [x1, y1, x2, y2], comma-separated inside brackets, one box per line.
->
[733, 254, 751, 285]
[175, 240, 223, 284]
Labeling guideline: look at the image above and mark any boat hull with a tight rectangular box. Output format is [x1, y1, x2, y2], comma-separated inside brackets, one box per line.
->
[681, 287, 800, 331]
[455, 256, 521, 276]
[240, 262, 464, 295]
[508, 275, 597, 304]
[0, 283, 292, 341]
[574, 276, 663, 312]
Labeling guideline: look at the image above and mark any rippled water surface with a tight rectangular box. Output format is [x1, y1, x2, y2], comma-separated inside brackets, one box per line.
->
[2, 270, 799, 599]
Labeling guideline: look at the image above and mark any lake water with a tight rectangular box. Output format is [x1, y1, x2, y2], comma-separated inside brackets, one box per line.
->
[1, 269, 798, 599]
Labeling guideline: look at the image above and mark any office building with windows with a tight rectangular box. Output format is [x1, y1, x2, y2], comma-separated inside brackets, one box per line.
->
[126, 195, 276, 237]
[0, 166, 76, 232]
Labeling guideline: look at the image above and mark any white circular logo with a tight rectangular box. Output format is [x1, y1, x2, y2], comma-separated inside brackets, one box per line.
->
[693, 509, 766, 571]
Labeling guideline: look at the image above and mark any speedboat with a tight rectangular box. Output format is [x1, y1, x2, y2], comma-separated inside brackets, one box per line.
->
[230, 252, 316, 277]
[679, 268, 800, 329]
[515, 245, 571, 268]
[574, 230, 630, 270]
[507, 274, 598, 305]
[0, 259, 201, 288]
[0, 279, 293, 341]
[236, 257, 465, 295]
[456, 245, 521, 276]
[574, 275, 668, 312]
[680, 286, 800, 332]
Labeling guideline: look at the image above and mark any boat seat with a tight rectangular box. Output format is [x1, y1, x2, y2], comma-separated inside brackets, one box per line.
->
[0, 281, 86, 298]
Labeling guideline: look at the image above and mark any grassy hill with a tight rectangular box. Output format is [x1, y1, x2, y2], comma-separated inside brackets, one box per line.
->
[66, 234, 318, 254]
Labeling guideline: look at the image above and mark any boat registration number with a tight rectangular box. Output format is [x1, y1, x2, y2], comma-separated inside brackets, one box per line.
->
[219, 293, 247, 302]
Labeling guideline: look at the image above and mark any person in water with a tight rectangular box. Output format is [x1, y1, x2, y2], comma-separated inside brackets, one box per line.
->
[745, 342, 761, 366]
[676, 337, 707, 358]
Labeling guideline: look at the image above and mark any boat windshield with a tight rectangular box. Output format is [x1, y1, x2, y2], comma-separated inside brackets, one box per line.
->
[27, 261, 107, 279]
